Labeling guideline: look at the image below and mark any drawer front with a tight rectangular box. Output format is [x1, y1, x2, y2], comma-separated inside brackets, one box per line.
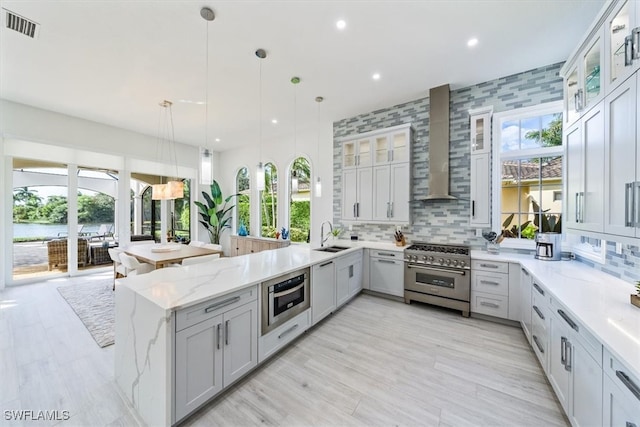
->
[259, 309, 310, 363]
[550, 298, 602, 366]
[603, 347, 640, 407]
[471, 260, 509, 274]
[531, 312, 549, 372]
[471, 292, 509, 318]
[369, 250, 402, 260]
[176, 286, 258, 332]
[471, 271, 509, 296]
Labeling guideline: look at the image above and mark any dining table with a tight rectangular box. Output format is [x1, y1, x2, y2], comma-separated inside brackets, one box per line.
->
[123, 243, 222, 269]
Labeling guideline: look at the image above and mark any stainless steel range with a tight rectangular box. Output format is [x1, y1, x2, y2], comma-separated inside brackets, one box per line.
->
[403, 242, 471, 317]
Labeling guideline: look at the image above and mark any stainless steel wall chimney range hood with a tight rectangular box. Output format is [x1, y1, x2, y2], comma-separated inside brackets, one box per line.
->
[424, 84, 456, 200]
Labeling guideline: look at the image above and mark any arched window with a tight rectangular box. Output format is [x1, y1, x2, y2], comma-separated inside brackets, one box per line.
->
[260, 162, 278, 237]
[289, 157, 311, 243]
[236, 167, 250, 234]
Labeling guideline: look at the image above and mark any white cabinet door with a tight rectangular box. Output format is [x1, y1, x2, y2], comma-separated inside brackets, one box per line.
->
[389, 128, 410, 163]
[335, 260, 351, 307]
[605, 75, 637, 237]
[520, 267, 532, 345]
[390, 163, 410, 223]
[605, 0, 635, 93]
[175, 315, 223, 421]
[470, 153, 490, 227]
[570, 339, 603, 427]
[311, 260, 336, 325]
[549, 313, 572, 414]
[357, 167, 373, 221]
[565, 122, 583, 231]
[222, 302, 257, 387]
[342, 170, 358, 221]
[603, 372, 640, 427]
[470, 112, 491, 155]
[369, 256, 403, 297]
[348, 257, 363, 297]
[372, 165, 391, 221]
[581, 102, 605, 232]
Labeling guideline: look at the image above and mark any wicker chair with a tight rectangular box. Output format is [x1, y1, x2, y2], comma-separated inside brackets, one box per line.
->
[47, 239, 89, 270]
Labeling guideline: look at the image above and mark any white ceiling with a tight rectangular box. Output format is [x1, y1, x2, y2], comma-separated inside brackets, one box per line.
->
[0, 0, 606, 152]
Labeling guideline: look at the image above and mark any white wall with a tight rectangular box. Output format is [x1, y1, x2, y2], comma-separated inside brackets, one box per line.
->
[217, 122, 334, 249]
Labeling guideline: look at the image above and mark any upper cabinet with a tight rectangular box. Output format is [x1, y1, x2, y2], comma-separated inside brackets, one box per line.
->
[470, 112, 490, 155]
[340, 124, 413, 225]
[469, 109, 492, 228]
[605, 0, 635, 92]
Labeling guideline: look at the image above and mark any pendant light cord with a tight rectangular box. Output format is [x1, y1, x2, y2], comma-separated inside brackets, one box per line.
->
[205, 17, 210, 158]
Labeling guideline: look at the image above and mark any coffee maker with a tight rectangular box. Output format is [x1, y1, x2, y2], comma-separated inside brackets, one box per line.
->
[535, 232, 561, 261]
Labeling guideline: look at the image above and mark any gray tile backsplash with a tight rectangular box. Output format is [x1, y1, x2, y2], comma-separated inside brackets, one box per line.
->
[332, 62, 564, 247]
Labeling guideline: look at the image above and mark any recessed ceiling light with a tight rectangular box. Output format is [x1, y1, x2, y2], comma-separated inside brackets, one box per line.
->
[336, 20, 346, 30]
[271, 119, 278, 124]
[215, 138, 220, 142]
[372, 73, 381, 81]
[467, 38, 478, 47]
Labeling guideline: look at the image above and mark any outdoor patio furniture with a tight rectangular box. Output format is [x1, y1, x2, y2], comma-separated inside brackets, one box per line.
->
[47, 238, 89, 271]
[89, 224, 114, 241]
[131, 234, 154, 242]
[90, 242, 118, 265]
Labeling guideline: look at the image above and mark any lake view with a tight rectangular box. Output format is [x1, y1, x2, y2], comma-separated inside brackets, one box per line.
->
[13, 223, 103, 238]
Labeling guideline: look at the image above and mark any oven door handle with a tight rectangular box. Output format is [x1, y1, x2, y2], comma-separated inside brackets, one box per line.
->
[273, 282, 305, 298]
[406, 264, 467, 275]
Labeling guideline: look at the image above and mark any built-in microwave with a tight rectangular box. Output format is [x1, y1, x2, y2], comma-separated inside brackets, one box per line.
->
[261, 267, 310, 335]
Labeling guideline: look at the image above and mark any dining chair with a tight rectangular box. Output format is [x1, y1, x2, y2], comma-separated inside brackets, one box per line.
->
[119, 253, 155, 277]
[181, 253, 221, 266]
[108, 248, 127, 290]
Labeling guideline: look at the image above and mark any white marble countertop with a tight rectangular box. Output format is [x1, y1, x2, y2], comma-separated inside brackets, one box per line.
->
[471, 250, 640, 381]
[118, 243, 365, 314]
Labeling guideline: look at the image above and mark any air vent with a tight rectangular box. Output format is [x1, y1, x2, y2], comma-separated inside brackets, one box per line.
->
[4, 9, 39, 39]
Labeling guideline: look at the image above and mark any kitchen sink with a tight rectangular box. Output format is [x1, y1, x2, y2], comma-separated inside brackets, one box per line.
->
[313, 245, 350, 253]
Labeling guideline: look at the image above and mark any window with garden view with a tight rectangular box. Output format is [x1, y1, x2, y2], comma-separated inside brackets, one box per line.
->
[260, 162, 278, 237]
[496, 104, 563, 241]
[236, 167, 250, 234]
[289, 157, 311, 243]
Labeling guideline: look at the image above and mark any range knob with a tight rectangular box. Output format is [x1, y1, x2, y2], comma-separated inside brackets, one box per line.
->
[411, 255, 418, 262]
[428, 256, 434, 262]
[405, 255, 411, 261]
[459, 260, 466, 267]
[438, 258, 444, 265]
[445, 259, 452, 266]
[452, 260, 459, 267]
[422, 255, 428, 261]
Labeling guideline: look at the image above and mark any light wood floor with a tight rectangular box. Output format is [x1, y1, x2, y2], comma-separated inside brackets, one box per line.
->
[1, 275, 568, 426]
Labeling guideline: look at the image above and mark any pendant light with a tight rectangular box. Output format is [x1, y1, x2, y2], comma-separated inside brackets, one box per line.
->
[152, 100, 184, 200]
[291, 76, 300, 194]
[255, 48, 267, 191]
[314, 96, 324, 198]
[200, 7, 215, 185]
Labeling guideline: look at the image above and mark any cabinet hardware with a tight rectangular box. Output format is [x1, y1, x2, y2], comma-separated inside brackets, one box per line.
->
[378, 259, 396, 264]
[216, 323, 221, 350]
[387, 151, 391, 162]
[390, 202, 393, 218]
[387, 202, 390, 218]
[576, 89, 584, 112]
[205, 296, 241, 313]
[391, 151, 394, 162]
[580, 192, 585, 223]
[533, 305, 545, 320]
[407, 264, 466, 275]
[348, 265, 354, 278]
[479, 263, 499, 269]
[616, 370, 640, 402]
[575, 192, 580, 223]
[471, 200, 475, 217]
[633, 27, 640, 60]
[561, 336, 567, 366]
[225, 320, 229, 346]
[564, 340, 572, 372]
[533, 283, 545, 296]
[319, 261, 333, 268]
[377, 252, 396, 257]
[353, 203, 357, 218]
[356, 202, 360, 218]
[635, 181, 640, 227]
[557, 309, 579, 332]
[626, 183, 634, 227]
[480, 280, 499, 286]
[480, 301, 500, 308]
[532, 335, 544, 354]
[273, 283, 305, 298]
[521, 268, 529, 276]
[625, 35, 634, 66]
[278, 323, 299, 340]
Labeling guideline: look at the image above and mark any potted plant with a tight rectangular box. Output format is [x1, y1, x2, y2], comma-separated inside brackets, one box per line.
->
[194, 180, 239, 244]
[632, 281, 640, 309]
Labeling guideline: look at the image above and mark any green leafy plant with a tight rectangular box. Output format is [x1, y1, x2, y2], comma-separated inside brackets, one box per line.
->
[331, 228, 342, 238]
[501, 196, 562, 239]
[194, 180, 239, 244]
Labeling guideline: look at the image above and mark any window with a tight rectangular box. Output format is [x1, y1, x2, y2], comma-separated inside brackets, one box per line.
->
[493, 102, 563, 246]
[260, 162, 278, 237]
[236, 167, 250, 234]
[288, 157, 311, 243]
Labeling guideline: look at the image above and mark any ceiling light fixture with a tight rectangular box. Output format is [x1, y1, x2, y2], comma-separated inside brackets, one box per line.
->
[372, 73, 381, 81]
[336, 19, 346, 30]
[152, 100, 184, 200]
[271, 119, 278, 124]
[255, 48, 267, 192]
[291, 76, 300, 194]
[467, 38, 478, 47]
[315, 96, 324, 198]
[200, 7, 215, 185]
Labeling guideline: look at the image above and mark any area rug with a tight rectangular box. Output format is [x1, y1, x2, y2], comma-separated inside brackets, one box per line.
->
[57, 279, 114, 348]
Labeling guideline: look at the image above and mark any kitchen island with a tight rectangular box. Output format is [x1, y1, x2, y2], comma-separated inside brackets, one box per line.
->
[114, 244, 365, 426]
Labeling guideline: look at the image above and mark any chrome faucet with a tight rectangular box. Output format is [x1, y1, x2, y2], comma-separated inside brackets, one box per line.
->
[320, 221, 333, 247]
